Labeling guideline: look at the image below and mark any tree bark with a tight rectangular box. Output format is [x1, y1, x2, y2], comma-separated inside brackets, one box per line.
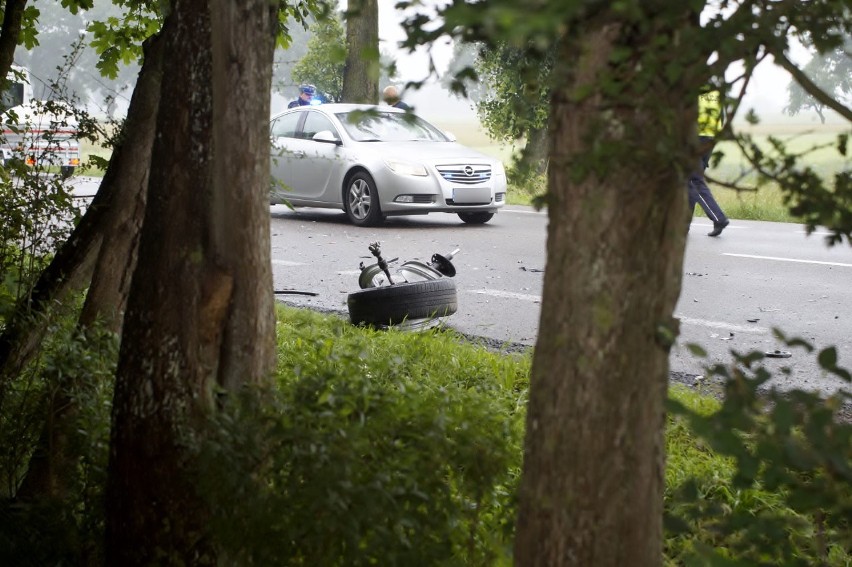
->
[523, 125, 549, 176]
[513, 19, 694, 566]
[0, 0, 27, 84]
[15, 30, 165, 502]
[209, 0, 277, 390]
[342, 0, 379, 103]
[105, 0, 277, 562]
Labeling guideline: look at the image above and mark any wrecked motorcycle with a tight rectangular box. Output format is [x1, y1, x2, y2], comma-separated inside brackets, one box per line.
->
[347, 242, 459, 327]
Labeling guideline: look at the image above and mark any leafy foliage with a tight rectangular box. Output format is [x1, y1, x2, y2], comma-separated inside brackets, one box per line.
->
[291, 8, 347, 102]
[666, 335, 852, 565]
[195, 308, 527, 565]
[785, 38, 852, 124]
[474, 42, 552, 146]
[0, 322, 117, 565]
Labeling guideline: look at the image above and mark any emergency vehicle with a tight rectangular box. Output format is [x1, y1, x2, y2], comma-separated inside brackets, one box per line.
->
[1, 65, 80, 178]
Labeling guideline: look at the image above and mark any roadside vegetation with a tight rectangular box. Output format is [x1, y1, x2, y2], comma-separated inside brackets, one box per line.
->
[1, 302, 849, 564]
[2, 0, 849, 563]
[496, 129, 850, 224]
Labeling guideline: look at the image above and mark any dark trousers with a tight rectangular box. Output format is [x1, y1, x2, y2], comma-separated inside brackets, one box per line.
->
[687, 137, 727, 224]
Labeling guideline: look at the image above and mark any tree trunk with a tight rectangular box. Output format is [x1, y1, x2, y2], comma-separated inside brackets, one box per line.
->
[342, 0, 379, 103]
[523, 125, 549, 176]
[209, 0, 277, 390]
[105, 0, 277, 562]
[513, 20, 694, 566]
[0, 0, 27, 85]
[15, 30, 165, 502]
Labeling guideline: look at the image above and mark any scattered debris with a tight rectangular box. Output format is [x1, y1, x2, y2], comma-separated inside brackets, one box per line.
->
[685, 272, 704, 277]
[520, 266, 544, 273]
[274, 289, 318, 296]
[758, 307, 780, 313]
[765, 350, 792, 358]
[720, 332, 734, 341]
[348, 242, 459, 327]
[746, 318, 760, 323]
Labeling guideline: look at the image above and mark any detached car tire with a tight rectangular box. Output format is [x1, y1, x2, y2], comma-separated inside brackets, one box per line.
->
[458, 212, 494, 224]
[347, 279, 458, 326]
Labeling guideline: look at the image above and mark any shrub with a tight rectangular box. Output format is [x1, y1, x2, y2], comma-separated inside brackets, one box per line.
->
[196, 309, 527, 566]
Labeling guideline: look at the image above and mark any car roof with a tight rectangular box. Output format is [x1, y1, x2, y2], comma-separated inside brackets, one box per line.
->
[279, 103, 405, 116]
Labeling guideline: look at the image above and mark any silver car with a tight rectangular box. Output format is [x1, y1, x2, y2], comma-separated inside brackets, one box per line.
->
[269, 104, 507, 226]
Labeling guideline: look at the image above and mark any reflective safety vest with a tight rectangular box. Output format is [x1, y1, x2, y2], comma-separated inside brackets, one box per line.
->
[698, 90, 723, 137]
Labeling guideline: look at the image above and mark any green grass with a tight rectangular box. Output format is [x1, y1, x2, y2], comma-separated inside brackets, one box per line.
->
[699, 132, 851, 222]
[269, 304, 849, 565]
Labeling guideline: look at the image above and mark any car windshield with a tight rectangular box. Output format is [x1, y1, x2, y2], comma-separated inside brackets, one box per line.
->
[335, 111, 449, 143]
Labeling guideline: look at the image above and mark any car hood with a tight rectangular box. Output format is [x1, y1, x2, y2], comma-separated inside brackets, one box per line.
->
[363, 141, 496, 163]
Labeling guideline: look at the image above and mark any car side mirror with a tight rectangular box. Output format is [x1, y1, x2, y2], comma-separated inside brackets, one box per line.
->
[313, 130, 342, 145]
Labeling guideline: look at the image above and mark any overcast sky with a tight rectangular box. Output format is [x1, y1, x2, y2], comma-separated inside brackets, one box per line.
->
[374, 0, 843, 127]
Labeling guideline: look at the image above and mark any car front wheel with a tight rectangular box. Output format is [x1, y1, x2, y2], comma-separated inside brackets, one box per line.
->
[344, 171, 383, 227]
[458, 212, 494, 224]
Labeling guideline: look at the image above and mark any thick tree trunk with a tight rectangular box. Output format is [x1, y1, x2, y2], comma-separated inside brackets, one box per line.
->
[342, 0, 379, 103]
[0, 0, 27, 85]
[105, 0, 277, 562]
[210, 0, 277, 390]
[78, 33, 165, 332]
[15, 31, 165, 502]
[513, 21, 693, 566]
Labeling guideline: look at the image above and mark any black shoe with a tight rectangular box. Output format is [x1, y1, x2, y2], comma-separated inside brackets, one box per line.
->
[707, 219, 729, 237]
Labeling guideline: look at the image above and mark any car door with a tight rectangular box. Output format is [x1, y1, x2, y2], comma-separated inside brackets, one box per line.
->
[269, 111, 305, 203]
[287, 110, 343, 202]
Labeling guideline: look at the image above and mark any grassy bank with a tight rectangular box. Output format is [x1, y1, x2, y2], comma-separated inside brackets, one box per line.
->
[253, 304, 849, 565]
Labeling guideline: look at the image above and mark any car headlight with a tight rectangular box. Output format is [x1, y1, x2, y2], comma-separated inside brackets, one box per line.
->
[493, 161, 507, 177]
[385, 160, 428, 177]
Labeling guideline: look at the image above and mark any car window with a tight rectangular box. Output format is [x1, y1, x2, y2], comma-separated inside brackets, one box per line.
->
[335, 111, 449, 142]
[271, 112, 301, 139]
[302, 111, 339, 141]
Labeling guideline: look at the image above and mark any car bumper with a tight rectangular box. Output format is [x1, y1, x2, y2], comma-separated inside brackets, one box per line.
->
[372, 167, 507, 214]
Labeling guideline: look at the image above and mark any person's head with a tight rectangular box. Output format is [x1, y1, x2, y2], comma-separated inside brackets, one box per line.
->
[382, 85, 401, 105]
[299, 84, 316, 102]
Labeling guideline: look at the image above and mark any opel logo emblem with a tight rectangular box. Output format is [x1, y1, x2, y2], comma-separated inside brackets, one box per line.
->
[463, 165, 474, 176]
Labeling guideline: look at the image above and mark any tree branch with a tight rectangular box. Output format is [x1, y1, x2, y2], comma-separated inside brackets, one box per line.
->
[772, 49, 852, 123]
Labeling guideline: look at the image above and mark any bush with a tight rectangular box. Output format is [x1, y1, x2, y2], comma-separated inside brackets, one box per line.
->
[195, 308, 527, 566]
[665, 336, 852, 566]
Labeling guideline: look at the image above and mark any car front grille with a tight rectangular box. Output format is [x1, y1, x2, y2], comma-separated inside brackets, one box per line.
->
[436, 164, 492, 184]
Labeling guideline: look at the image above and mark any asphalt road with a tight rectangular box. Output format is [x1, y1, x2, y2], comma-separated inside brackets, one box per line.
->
[267, 205, 852, 396]
[69, 177, 852, 395]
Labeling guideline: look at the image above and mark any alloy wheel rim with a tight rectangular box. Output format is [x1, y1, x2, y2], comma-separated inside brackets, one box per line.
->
[348, 179, 371, 220]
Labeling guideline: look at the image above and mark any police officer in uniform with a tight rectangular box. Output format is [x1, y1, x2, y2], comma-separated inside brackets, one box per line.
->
[288, 84, 316, 108]
[688, 88, 730, 237]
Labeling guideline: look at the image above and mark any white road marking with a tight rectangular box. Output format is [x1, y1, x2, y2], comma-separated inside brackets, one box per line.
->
[677, 315, 769, 335]
[690, 222, 746, 229]
[272, 259, 304, 267]
[469, 289, 541, 302]
[723, 253, 852, 268]
[469, 289, 769, 335]
[501, 208, 547, 215]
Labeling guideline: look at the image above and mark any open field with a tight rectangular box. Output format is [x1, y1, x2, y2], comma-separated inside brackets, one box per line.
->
[433, 119, 850, 219]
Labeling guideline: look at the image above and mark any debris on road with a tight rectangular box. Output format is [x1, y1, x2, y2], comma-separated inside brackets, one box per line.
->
[348, 242, 459, 328]
[765, 350, 793, 358]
